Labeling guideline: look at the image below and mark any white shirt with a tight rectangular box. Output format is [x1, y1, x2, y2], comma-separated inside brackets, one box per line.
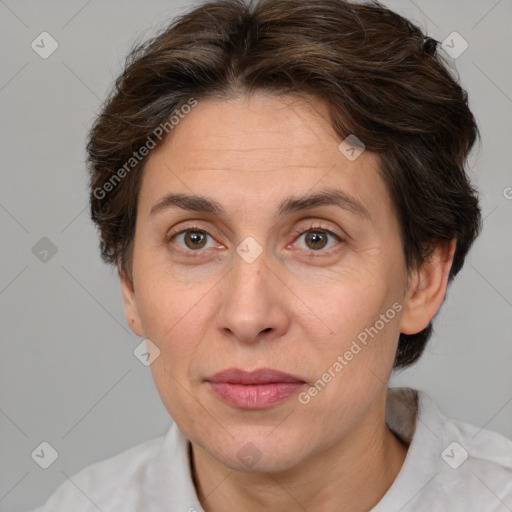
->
[30, 387, 512, 511]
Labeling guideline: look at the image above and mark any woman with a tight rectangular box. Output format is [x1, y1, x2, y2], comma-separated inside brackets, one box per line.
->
[32, 0, 512, 510]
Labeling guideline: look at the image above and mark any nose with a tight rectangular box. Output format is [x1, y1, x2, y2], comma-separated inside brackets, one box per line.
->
[215, 243, 290, 345]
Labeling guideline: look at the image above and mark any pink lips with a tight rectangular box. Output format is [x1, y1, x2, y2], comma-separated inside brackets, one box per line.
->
[205, 368, 306, 409]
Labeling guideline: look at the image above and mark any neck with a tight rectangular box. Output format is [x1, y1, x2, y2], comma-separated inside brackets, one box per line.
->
[191, 390, 408, 512]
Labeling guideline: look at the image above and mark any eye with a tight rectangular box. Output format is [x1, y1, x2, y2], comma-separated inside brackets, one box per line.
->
[291, 223, 343, 256]
[167, 226, 218, 257]
[166, 223, 344, 259]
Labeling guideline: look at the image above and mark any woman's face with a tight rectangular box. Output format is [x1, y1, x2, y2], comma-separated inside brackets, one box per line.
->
[122, 92, 412, 472]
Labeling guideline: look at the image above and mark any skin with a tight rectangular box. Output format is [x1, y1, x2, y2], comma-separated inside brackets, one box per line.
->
[121, 91, 456, 511]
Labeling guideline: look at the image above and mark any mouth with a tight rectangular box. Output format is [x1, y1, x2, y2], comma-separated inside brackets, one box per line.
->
[205, 368, 307, 410]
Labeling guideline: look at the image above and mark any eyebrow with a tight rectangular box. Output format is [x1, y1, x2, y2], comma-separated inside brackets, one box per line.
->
[150, 188, 370, 220]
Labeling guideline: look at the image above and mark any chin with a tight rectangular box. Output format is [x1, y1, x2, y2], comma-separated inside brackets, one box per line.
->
[199, 430, 310, 474]
[220, 449, 304, 474]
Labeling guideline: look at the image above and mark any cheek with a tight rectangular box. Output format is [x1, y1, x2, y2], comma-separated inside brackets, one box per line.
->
[298, 264, 403, 394]
[136, 281, 209, 356]
[131, 271, 212, 390]
[296, 299, 401, 439]
[132, 240, 210, 336]
[300, 263, 398, 340]
[139, 275, 212, 418]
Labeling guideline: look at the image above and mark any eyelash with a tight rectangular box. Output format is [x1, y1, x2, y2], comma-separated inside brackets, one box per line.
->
[166, 223, 343, 259]
[290, 223, 343, 258]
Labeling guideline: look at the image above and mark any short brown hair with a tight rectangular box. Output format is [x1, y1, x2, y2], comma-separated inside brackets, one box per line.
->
[86, 0, 481, 369]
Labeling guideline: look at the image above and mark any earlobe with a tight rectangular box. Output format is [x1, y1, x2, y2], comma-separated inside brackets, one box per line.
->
[119, 271, 144, 337]
[399, 239, 456, 335]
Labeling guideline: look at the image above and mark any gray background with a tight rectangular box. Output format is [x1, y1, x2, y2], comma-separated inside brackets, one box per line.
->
[0, 0, 511, 510]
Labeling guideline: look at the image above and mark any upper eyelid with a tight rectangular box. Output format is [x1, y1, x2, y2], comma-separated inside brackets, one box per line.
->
[292, 222, 342, 237]
[167, 221, 343, 239]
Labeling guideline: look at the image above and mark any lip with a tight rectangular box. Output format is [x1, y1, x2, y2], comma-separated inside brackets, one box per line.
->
[207, 368, 306, 385]
[205, 368, 307, 410]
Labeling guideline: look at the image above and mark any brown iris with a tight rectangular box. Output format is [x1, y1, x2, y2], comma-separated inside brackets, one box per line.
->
[304, 231, 328, 250]
[184, 231, 208, 250]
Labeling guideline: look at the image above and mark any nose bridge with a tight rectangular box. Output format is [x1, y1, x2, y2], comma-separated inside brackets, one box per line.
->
[229, 235, 271, 306]
[216, 235, 287, 341]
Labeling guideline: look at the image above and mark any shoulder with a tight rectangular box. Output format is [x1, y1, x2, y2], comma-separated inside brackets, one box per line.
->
[30, 433, 167, 512]
[438, 403, 512, 504]
[378, 387, 512, 511]
[418, 388, 512, 510]
[417, 388, 512, 471]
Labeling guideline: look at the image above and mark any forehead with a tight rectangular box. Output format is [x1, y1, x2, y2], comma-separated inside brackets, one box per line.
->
[140, 92, 390, 219]
[152, 92, 352, 168]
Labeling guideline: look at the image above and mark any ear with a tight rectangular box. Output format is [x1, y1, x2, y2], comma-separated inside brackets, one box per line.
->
[399, 239, 457, 335]
[119, 271, 144, 337]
